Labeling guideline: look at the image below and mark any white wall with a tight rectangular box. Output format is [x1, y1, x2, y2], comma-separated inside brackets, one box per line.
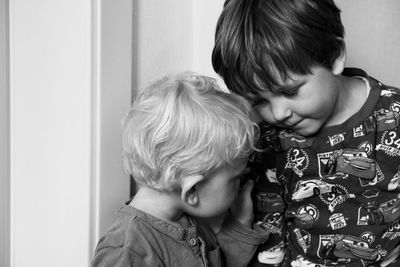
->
[336, 0, 400, 86]
[8, 0, 132, 266]
[96, 0, 132, 240]
[1, 0, 10, 266]
[9, 0, 93, 265]
[135, 0, 225, 93]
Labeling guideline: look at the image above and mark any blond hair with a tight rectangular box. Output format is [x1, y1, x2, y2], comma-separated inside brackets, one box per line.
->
[122, 72, 256, 191]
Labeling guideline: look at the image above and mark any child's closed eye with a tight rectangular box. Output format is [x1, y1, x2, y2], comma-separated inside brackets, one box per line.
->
[282, 88, 299, 97]
[252, 97, 268, 107]
[279, 82, 304, 97]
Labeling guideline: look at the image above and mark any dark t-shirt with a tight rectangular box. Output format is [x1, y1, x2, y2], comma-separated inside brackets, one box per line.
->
[250, 68, 400, 267]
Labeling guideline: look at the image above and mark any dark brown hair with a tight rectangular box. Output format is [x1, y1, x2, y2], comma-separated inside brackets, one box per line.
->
[212, 0, 345, 97]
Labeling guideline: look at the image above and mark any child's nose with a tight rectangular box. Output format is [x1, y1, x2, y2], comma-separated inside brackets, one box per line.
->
[271, 100, 292, 122]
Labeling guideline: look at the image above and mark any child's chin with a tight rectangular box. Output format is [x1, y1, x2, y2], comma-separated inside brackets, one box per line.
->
[294, 125, 319, 137]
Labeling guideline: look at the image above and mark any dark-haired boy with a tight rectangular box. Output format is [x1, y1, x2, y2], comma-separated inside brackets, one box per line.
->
[212, 0, 400, 266]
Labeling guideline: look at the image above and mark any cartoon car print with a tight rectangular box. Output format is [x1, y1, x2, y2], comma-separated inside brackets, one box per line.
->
[388, 170, 400, 191]
[278, 130, 313, 149]
[323, 172, 349, 181]
[340, 148, 368, 158]
[380, 245, 400, 267]
[257, 241, 285, 265]
[369, 197, 400, 224]
[336, 155, 376, 180]
[292, 179, 337, 201]
[285, 210, 314, 229]
[324, 148, 368, 175]
[381, 88, 400, 97]
[290, 255, 327, 267]
[265, 168, 278, 184]
[328, 213, 347, 230]
[258, 123, 280, 152]
[321, 234, 379, 261]
[361, 188, 380, 199]
[379, 197, 400, 223]
[376, 110, 399, 131]
[256, 192, 286, 213]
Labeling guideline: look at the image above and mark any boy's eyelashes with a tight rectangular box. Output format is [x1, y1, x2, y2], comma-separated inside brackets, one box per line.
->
[277, 83, 303, 97]
[281, 87, 299, 97]
[251, 97, 268, 107]
[251, 91, 298, 107]
[251, 86, 301, 106]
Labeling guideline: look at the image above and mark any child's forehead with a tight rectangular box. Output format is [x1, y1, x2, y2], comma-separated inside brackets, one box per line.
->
[249, 71, 306, 96]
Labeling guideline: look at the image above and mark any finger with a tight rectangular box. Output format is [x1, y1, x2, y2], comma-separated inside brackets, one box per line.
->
[241, 179, 254, 195]
[236, 179, 254, 206]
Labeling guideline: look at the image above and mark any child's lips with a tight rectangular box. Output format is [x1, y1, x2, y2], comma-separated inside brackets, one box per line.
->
[290, 119, 303, 127]
[280, 119, 302, 129]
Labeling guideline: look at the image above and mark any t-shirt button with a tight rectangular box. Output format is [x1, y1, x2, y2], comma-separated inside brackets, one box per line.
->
[189, 238, 197, 246]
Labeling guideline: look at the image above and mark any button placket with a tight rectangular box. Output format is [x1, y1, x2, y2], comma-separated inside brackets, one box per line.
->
[186, 225, 200, 256]
[189, 237, 197, 246]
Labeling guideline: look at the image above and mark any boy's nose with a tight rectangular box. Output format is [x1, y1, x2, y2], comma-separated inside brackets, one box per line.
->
[271, 101, 292, 122]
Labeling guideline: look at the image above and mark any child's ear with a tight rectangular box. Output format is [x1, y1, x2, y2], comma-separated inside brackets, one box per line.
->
[332, 43, 347, 76]
[180, 175, 205, 206]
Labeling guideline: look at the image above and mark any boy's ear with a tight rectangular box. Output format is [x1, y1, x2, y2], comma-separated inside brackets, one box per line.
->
[181, 175, 205, 206]
[332, 43, 347, 76]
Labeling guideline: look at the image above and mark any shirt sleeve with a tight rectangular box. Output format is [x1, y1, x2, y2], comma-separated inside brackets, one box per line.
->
[216, 213, 270, 267]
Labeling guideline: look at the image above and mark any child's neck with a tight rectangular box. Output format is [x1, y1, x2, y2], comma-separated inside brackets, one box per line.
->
[327, 75, 369, 127]
[129, 186, 188, 228]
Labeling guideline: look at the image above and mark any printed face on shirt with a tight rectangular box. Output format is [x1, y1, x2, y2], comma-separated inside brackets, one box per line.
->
[195, 159, 247, 217]
[251, 65, 341, 136]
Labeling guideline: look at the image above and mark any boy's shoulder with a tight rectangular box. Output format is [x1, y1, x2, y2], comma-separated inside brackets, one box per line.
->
[92, 205, 169, 266]
[365, 71, 400, 112]
[96, 206, 207, 252]
[92, 206, 217, 267]
[340, 68, 400, 126]
[96, 205, 199, 255]
[344, 67, 400, 96]
[95, 205, 155, 252]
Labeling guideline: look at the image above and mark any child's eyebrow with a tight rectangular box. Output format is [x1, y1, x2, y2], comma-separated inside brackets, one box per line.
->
[246, 93, 265, 102]
[275, 81, 305, 93]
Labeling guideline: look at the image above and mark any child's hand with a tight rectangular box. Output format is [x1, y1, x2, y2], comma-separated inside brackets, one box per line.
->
[230, 179, 254, 227]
